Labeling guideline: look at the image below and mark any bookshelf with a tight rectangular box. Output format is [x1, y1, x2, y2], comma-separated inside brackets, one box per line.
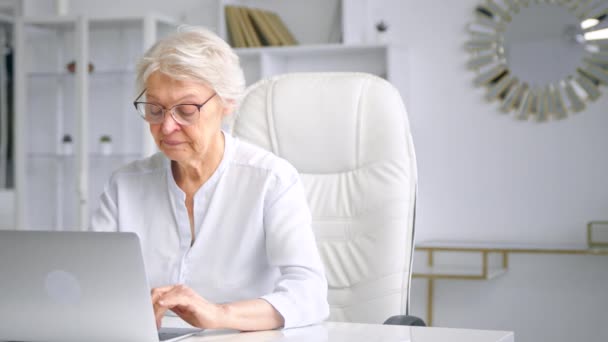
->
[14, 15, 178, 231]
[213, 0, 407, 99]
[235, 43, 388, 84]
[217, 0, 343, 46]
[224, 5, 297, 48]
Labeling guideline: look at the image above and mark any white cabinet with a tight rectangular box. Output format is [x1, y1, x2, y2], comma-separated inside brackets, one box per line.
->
[14, 15, 177, 230]
[12, 2, 407, 231]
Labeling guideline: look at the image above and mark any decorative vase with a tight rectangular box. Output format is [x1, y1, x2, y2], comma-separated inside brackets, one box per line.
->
[374, 20, 390, 44]
[100, 141, 112, 155]
[61, 134, 73, 156]
[62, 142, 73, 156]
[376, 31, 389, 44]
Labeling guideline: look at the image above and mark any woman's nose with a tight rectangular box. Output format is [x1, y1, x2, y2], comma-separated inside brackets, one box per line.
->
[160, 111, 180, 134]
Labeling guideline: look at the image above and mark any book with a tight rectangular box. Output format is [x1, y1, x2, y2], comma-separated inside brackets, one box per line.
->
[225, 6, 246, 48]
[266, 11, 297, 45]
[238, 7, 262, 47]
[259, 10, 285, 46]
[249, 8, 281, 46]
[224, 5, 297, 47]
[234, 7, 253, 47]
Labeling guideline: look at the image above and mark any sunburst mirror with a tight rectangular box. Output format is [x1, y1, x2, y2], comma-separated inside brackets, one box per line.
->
[466, 0, 608, 121]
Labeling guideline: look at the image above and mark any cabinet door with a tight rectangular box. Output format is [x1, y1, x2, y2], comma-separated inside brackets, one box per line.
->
[87, 19, 145, 218]
[86, 17, 177, 220]
[15, 16, 178, 231]
[16, 19, 81, 230]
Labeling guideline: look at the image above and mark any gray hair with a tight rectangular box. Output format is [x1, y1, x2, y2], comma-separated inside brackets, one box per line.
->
[136, 26, 245, 109]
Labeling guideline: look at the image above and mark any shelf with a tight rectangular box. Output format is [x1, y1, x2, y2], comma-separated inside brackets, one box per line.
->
[22, 16, 78, 28]
[218, 0, 343, 45]
[416, 240, 608, 255]
[218, 1, 397, 85]
[27, 69, 136, 78]
[234, 43, 388, 57]
[414, 238, 608, 326]
[27, 153, 141, 160]
[233, 43, 392, 86]
[88, 13, 178, 27]
[413, 264, 507, 280]
[412, 239, 608, 282]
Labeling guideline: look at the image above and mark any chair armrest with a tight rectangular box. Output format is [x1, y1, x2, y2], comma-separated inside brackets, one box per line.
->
[383, 315, 426, 326]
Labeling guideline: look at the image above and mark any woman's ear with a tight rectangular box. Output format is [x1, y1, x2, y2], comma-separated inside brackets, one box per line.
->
[221, 99, 236, 116]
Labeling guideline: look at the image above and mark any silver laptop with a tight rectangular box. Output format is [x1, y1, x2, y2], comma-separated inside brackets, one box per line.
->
[0, 230, 202, 342]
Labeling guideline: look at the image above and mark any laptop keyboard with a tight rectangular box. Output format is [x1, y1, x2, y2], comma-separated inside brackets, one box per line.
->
[158, 327, 202, 341]
[158, 331, 186, 341]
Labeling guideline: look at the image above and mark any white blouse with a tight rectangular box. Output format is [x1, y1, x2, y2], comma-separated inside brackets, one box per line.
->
[90, 132, 329, 329]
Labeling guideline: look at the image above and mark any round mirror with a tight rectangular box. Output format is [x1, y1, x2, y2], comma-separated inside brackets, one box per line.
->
[466, 0, 608, 121]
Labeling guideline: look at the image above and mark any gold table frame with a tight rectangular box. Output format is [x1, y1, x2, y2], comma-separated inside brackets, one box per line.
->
[413, 235, 608, 326]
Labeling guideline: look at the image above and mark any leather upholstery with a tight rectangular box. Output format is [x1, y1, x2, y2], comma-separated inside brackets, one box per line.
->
[229, 72, 418, 324]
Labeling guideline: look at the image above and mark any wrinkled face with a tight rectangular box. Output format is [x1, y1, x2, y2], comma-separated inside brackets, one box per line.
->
[145, 71, 230, 163]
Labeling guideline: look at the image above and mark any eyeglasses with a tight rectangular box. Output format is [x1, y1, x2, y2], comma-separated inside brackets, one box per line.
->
[133, 89, 217, 126]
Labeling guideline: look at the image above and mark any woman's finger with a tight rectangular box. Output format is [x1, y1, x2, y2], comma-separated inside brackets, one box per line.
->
[154, 303, 170, 329]
[151, 285, 175, 303]
[158, 291, 194, 310]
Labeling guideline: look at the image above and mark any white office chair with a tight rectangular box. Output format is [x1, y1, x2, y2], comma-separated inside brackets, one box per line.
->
[229, 72, 421, 325]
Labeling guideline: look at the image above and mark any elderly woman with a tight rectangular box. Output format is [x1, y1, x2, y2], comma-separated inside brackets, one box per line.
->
[91, 27, 329, 331]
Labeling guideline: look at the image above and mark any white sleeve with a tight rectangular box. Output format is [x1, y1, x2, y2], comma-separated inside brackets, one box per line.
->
[90, 178, 119, 232]
[260, 174, 329, 329]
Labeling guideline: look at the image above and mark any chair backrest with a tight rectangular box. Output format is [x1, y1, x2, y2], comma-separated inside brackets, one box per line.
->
[229, 72, 417, 323]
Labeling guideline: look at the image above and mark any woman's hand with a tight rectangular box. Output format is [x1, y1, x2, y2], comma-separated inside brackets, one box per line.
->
[152, 285, 284, 331]
[151, 284, 225, 329]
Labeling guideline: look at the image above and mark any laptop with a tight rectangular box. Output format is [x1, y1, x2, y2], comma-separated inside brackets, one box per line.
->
[0, 230, 202, 342]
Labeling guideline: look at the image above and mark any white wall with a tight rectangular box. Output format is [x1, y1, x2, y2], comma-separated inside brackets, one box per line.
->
[12, 1, 608, 341]
[370, 0, 608, 246]
[367, 1, 608, 341]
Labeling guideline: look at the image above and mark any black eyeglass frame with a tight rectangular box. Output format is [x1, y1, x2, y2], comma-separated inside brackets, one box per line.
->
[132, 88, 217, 125]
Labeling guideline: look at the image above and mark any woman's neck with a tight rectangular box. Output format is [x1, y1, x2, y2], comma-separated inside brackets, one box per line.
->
[172, 132, 225, 195]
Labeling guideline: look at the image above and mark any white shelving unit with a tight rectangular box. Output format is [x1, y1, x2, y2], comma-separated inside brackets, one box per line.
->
[14, 14, 178, 231]
[12, 1, 408, 231]
[212, 0, 407, 98]
[217, 0, 343, 46]
[234, 43, 389, 85]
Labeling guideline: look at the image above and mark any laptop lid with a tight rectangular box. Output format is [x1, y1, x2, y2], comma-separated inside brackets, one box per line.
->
[0, 230, 197, 342]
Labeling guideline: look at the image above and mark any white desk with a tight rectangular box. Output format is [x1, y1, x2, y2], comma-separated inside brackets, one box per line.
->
[173, 322, 514, 342]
